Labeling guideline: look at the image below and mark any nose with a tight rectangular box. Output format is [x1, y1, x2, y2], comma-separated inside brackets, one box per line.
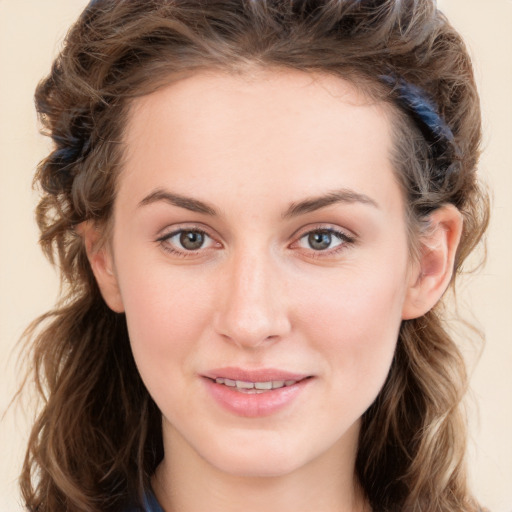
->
[213, 248, 292, 349]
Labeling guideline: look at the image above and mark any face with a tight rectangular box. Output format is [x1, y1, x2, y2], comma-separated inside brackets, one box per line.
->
[103, 69, 417, 478]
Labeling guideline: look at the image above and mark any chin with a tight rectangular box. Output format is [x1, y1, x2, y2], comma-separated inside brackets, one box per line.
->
[216, 456, 303, 479]
[201, 433, 307, 478]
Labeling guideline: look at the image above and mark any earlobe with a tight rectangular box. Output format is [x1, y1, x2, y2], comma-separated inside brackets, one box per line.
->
[402, 205, 463, 320]
[76, 221, 125, 313]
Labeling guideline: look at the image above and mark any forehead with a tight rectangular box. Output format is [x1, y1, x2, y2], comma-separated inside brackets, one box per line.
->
[120, 68, 401, 217]
[124, 68, 391, 145]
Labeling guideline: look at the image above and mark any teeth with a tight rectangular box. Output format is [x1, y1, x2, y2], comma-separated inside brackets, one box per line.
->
[254, 381, 272, 390]
[236, 380, 254, 389]
[214, 378, 298, 391]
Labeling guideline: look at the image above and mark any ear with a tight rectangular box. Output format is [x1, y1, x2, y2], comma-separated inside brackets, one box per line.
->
[76, 221, 125, 313]
[402, 205, 463, 320]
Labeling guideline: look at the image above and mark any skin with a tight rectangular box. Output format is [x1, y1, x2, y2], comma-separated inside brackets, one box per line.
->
[86, 68, 462, 512]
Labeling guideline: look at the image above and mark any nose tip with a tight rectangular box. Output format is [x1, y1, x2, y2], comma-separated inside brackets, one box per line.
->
[213, 253, 291, 349]
[215, 304, 289, 348]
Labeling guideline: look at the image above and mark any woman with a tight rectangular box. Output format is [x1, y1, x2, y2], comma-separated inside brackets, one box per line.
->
[20, 0, 490, 511]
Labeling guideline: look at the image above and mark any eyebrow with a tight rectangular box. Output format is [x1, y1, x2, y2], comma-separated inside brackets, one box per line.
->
[138, 186, 378, 218]
[282, 188, 379, 219]
[138, 188, 217, 216]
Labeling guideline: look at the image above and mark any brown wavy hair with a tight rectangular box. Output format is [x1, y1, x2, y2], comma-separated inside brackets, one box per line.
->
[20, 1, 489, 511]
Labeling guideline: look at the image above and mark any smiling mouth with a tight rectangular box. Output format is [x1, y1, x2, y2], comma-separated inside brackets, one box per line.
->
[208, 377, 309, 394]
[204, 372, 313, 416]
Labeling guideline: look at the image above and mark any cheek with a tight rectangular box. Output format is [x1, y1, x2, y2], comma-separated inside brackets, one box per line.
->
[293, 262, 408, 393]
[117, 264, 219, 422]
[115, 254, 213, 373]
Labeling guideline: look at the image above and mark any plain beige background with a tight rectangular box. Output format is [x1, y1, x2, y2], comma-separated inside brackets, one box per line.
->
[1, 1, 511, 510]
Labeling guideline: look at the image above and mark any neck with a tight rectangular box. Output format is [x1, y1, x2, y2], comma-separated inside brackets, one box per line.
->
[152, 422, 367, 512]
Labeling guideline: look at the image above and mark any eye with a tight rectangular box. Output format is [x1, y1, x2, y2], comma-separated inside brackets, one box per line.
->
[157, 228, 218, 254]
[296, 228, 353, 252]
[177, 230, 206, 250]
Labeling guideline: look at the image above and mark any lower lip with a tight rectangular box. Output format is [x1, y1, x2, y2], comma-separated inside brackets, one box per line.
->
[203, 378, 311, 418]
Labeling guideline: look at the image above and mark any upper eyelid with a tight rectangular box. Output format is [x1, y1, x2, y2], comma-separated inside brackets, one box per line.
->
[291, 223, 356, 241]
[158, 227, 209, 238]
[293, 229, 354, 250]
[297, 229, 350, 242]
[157, 228, 219, 256]
[157, 223, 216, 240]
[290, 226, 357, 256]
[155, 226, 211, 251]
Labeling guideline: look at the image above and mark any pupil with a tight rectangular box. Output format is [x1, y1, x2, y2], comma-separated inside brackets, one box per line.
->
[180, 231, 204, 250]
[308, 231, 331, 250]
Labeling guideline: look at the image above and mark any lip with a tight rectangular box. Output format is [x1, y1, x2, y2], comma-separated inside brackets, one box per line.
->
[201, 367, 313, 418]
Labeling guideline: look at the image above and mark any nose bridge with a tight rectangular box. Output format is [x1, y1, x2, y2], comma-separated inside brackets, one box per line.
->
[214, 244, 290, 347]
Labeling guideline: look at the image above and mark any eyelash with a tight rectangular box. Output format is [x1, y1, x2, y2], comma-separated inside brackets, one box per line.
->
[156, 225, 356, 259]
[293, 227, 356, 258]
[156, 227, 216, 258]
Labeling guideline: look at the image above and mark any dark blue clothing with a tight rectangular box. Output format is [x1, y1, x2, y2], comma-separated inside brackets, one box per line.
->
[125, 489, 164, 512]
[143, 490, 164, 512]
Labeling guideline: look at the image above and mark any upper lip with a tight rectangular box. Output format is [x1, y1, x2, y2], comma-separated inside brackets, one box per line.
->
[202, 367, 311, 383]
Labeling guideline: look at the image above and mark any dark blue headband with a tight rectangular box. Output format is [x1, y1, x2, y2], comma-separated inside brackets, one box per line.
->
[380, 74, 457, 166]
